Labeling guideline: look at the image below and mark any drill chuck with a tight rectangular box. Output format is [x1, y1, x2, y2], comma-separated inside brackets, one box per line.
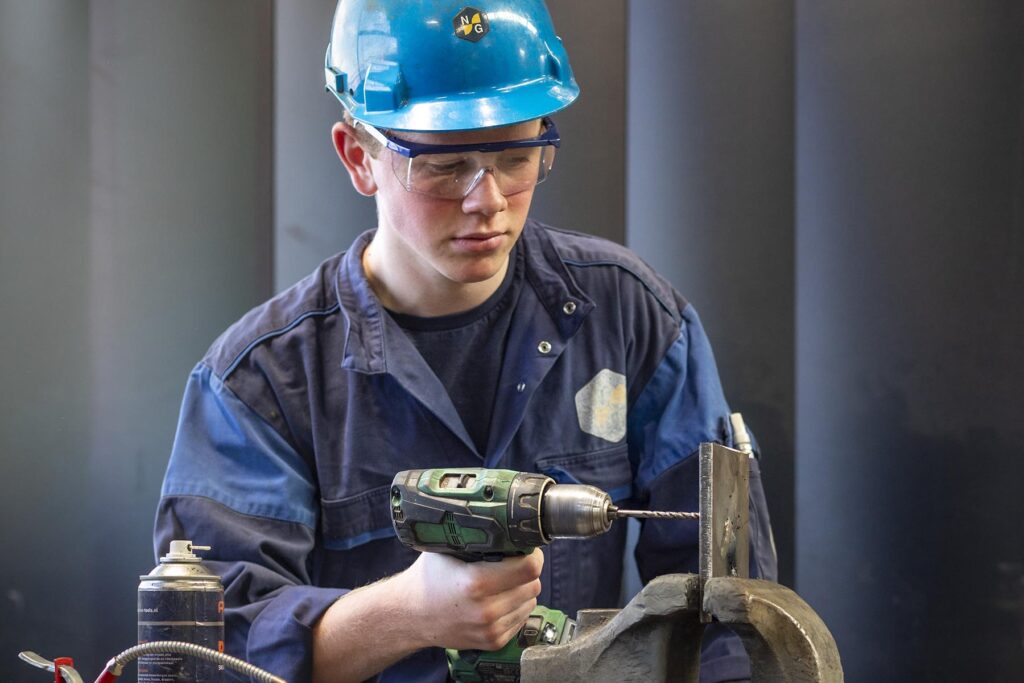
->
[540, 484, 614, 538]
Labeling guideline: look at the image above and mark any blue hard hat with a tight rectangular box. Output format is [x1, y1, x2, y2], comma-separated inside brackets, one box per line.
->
[325, 0, 580, 132]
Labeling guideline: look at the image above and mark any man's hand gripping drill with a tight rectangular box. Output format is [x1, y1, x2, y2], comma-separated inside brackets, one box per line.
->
[399, 544, 545, 652]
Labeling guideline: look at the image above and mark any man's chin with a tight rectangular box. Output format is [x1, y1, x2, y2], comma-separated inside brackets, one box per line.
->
[446, 256, 508, 286]
[451, 269, 501, 285]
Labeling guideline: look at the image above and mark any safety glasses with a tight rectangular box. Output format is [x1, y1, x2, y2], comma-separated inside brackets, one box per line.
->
[356, 118, 561, 200]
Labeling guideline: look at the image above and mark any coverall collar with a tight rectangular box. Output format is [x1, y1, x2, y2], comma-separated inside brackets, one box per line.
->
[335, 220, 595, 375]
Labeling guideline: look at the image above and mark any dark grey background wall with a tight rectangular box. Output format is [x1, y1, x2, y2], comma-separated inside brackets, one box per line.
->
[627, 0, 796, 588]
[1, 0, 94, 670]
[795, 1, 1024, 679]
[1, 1, 273, 681]
[2, 1, 1023, 681]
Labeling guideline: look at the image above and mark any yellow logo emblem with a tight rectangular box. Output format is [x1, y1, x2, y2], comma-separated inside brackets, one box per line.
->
[453, 7, 489, 43]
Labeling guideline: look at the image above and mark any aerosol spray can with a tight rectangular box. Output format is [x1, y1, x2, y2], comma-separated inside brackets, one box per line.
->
[138, 540, 225, 682]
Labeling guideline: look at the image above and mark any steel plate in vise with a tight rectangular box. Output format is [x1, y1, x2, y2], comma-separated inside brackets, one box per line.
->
[700, 442, 749, 620]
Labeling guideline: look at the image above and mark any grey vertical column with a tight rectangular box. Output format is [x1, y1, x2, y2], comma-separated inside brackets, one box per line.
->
[534, 0, 626, 243]
[627, 0, 796, 586]
[274, 0, 626, 292]
[88, 1, 273, 678]
[0, 1, 94, 676]
[275, 0, 374, 290]
[796, 2, 1024, 679]
[2, 2, 274, 678]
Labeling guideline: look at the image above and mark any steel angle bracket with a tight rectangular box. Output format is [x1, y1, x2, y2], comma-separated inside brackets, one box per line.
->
[699, 442, 750, 620]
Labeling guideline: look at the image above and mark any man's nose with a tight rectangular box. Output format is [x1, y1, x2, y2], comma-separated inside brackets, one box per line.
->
[461, 169, 508, 215]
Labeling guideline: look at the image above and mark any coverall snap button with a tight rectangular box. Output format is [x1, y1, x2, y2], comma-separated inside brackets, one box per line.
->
[516, 382, 526, 392]
[537, 341, 552, 354]
[563, 301, 577, 315]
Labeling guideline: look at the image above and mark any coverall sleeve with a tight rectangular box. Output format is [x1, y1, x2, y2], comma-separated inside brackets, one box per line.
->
[154, 363, 346, 683]
[627, 303, 778, 682]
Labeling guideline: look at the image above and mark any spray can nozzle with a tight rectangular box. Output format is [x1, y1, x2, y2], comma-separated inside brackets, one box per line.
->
[160, 540, 212, 563]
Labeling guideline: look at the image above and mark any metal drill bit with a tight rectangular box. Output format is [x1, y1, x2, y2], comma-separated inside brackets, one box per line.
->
[610, 507, 700, 521]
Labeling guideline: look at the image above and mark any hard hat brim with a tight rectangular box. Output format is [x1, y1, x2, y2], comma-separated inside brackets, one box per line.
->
[334, 79, 580, 133]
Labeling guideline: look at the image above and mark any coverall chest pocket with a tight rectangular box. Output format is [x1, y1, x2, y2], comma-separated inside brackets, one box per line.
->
[318, 485, 416, 587]
[534, 445, 634, 617]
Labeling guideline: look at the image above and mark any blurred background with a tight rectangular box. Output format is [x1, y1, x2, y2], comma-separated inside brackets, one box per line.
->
[1, 0, 1022, 680]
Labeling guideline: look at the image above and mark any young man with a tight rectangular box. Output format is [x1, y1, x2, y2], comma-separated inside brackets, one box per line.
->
[155, 1, 776, 681]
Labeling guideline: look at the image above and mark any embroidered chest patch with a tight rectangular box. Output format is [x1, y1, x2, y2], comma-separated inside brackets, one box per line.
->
[574, 369, 627, 443]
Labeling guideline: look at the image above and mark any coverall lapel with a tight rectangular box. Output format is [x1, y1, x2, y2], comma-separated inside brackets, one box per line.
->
[336, 230, 480, 457]
[484, 224, 594, 466]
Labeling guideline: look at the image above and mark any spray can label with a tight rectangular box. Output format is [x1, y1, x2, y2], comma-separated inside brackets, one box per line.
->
[139, 541, 224, 682]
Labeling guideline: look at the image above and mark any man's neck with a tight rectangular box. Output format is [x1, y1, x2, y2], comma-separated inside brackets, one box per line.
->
[362, 237, 510, 317]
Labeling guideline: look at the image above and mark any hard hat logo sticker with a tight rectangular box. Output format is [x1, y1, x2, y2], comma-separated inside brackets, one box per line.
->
[453, 7, 489, 42]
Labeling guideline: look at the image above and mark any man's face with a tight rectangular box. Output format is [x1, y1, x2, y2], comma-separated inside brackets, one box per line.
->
[367, 119, 543, 289]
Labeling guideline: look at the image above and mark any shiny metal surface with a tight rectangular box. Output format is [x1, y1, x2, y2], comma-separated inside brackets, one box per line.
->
[111, 642, 288, 683]
[612, 509, 699, 521]
[540, 484, 613, 538]
[699, 442, 749, 623]
[140, 542, 221, 583]
[699, 442, 750, 582]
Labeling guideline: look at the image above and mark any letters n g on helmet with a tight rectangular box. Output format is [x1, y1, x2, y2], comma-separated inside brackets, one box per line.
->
[324, 0, 580, 132]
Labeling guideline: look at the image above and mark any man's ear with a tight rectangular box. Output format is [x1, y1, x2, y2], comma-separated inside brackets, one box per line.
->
[332, 122, 379, 197]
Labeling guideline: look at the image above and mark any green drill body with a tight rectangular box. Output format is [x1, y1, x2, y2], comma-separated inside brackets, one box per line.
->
[390, 468, 553, 561]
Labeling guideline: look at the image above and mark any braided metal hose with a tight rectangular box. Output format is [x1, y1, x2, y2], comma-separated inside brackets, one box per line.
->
[104, 641, 287, 683]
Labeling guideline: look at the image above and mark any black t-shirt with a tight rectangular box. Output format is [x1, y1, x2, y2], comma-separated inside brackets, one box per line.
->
[388, 245, 524, 454]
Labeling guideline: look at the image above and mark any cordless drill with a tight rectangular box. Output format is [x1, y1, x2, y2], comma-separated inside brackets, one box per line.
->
[390, 468, 697, 682]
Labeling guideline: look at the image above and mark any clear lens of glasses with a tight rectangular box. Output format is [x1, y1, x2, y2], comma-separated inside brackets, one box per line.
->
[392, 144, 557, 199]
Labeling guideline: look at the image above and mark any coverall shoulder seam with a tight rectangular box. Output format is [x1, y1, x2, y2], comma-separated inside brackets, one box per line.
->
[530, 223, 685, 324]
[220, 303, 342, 380]
[561, 257, 680, 322]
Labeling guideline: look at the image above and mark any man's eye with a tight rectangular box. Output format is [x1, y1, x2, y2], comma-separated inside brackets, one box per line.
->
[499, 155, 534, 170]
[421, 159, 465, 175]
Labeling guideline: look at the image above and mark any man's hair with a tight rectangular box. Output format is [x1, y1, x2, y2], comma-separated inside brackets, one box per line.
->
[342, 110, 384, 158]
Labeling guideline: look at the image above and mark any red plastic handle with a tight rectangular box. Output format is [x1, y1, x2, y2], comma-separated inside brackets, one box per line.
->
[92, 670, 119, 683]
[52, 658, 74, 683]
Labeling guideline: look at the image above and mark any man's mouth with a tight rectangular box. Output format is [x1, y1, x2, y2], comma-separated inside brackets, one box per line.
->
[451, 231, 506, 252]
[456, 231, 503, 240]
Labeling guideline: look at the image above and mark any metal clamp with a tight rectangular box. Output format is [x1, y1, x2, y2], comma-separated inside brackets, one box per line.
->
[18, 652, 85, 683]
